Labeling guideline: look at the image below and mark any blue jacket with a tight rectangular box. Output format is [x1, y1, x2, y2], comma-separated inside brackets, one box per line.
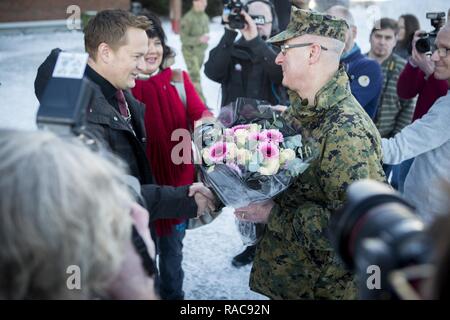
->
[341, 45, 383, 119]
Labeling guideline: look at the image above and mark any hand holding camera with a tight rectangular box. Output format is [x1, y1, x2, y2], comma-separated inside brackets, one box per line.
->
[411, 30, 435, 78]
[240, 10, 258, 41]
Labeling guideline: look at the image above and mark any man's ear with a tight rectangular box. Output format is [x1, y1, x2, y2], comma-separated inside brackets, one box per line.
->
[309, 44, 322, 64]
[97, 43, 113, 64]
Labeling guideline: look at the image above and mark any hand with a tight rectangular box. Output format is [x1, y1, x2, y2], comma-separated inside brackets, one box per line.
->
[240, 10, 258, 41]
[411, 30, 435, 78]
[107, 203, 158, 300]
[189, 183, 216, 217]
[234, 199, 275, 224]
[199, 34, 210, 44]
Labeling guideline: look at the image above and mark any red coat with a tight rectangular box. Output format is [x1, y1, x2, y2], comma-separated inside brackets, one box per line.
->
[397, 62, 448, 122]
[132, 68, 211, 235]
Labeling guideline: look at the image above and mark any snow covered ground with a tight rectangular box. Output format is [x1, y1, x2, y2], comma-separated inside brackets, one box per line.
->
[0, 0, 448, 300]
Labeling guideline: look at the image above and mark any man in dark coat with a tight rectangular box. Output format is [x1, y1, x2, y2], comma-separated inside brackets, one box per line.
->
[204, 0, 288, 107]
[34, 10, 216, 224]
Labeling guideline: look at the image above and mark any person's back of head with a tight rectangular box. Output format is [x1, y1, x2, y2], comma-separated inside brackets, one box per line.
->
[326, 5, 356, 53]
[0, 130, 133, 299]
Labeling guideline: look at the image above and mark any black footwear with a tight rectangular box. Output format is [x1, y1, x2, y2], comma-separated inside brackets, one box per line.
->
[232, 245, 256, 267]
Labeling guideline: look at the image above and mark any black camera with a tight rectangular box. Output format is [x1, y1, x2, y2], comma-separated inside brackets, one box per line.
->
[415, 12, 446, 54]
[223, 0, 247, 29]
[329, 180, 434, 299]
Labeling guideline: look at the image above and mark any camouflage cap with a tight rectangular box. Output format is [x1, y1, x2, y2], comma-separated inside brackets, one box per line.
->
[267, 8, 349, 44]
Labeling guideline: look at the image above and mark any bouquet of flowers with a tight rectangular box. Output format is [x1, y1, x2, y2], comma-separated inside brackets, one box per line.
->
[193, 98, 316, 244]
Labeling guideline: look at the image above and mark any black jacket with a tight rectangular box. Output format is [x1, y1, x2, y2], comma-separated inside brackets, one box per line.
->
[34, 49, 198, 221]
[85, 82, 198, 221]
[204, 29, 287, 107]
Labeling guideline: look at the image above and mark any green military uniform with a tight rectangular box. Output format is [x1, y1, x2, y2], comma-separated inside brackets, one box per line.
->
[180, 8, 209, 101]
[249, 8, 387, 300]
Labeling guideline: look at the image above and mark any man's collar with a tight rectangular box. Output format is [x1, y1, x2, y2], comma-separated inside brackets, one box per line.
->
[341, 43, 360, 61]
[286, 67, 351, 122]
[85, 64, 118, 100]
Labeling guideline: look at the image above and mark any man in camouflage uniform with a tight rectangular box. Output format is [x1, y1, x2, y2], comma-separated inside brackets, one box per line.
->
[180, 0, 209, 101]
[235, 8, 386, 299]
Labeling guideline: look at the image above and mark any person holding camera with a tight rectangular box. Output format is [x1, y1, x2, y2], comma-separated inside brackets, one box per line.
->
[204, 0, 288, 107]
[234, 8, 386, 299]
[395, 26, 449, 193]
[0, 130, 157, 299]
[382, 22, 450, 224]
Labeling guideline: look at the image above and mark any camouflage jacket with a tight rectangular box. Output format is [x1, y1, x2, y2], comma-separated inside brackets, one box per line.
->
[180, 9, 209, 51]
[250, 67, 386, 300]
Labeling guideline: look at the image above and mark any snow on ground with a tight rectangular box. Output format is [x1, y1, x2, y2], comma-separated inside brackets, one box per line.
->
[0, 0, 448, 299]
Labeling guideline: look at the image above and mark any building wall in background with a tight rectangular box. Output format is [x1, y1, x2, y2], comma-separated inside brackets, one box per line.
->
[0, 0, 130, 23]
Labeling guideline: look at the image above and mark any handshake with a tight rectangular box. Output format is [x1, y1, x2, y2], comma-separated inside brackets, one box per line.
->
[188, 182, 218, 217]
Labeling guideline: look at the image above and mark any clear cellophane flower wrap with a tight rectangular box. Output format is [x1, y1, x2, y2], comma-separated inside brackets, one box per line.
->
[193, 98, 317, 244]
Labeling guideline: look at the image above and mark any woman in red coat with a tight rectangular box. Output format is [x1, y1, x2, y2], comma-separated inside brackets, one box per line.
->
[132, 12, 212, 300]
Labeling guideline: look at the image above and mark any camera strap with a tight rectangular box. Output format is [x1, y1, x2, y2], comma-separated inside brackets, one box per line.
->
[375, 56, 397, 124]
[131, 225, 157, 277]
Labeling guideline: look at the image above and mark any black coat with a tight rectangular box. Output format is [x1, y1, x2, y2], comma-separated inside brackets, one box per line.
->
[85, 84, 198, 221]
[204, 29, 288, 107]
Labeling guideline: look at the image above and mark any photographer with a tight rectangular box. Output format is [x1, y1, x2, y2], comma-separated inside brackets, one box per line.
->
[382, 22, 450, 224]
[204, 0, 288, 107]
[0, 130, 157, 299]
[35, 10, 216, 225]
[395, 25, 449, 192]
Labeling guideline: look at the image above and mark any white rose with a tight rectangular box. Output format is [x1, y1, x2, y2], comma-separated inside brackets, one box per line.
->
[280, 148, 296, 165]
[236, 148, 252, 166]
[259, 158, 280, 175]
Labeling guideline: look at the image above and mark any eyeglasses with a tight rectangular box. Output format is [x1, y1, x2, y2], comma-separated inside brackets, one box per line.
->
[433, 47, 450, 58]
[280, 43, 328, 55]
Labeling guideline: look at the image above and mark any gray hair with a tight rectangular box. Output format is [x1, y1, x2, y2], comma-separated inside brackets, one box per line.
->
[326, 5, 355, 27]
[0, 130, 133, 299]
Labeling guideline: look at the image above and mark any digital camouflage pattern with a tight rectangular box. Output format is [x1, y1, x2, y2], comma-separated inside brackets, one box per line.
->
[267, 8, 349, 44]
[249, 67, 386, 299]
[180, 8, 209, 100]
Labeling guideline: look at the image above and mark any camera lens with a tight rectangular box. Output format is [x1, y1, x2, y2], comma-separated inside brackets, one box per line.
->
[416, 37, 431, 54]
[329, 180, 424, 270]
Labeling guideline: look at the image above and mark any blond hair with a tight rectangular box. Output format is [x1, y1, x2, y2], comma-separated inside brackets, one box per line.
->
[0, 130, 133, 299]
